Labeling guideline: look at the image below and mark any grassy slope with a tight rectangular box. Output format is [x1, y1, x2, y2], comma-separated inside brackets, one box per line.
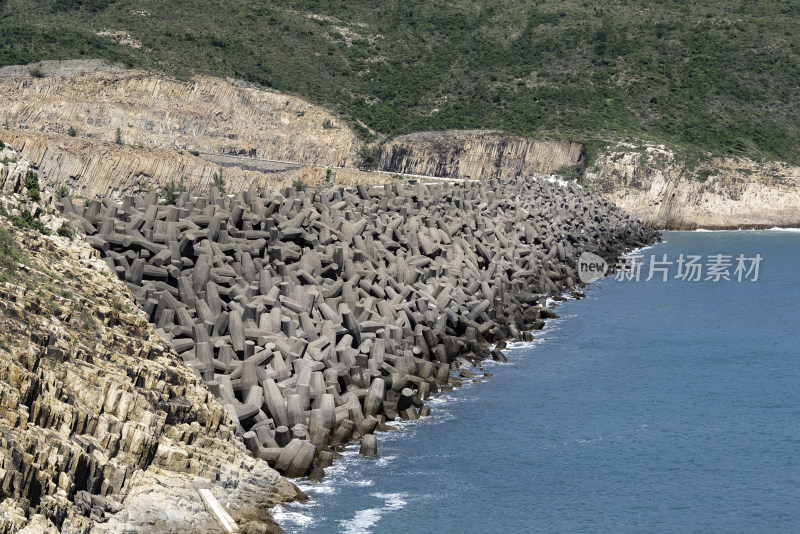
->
[1, 0, 798, 162]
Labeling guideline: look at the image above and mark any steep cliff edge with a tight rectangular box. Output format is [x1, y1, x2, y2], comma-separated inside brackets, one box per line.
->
[0, 148, 301, 533]
[583, 144, 800, 229]
[377, 130, 583, 180]
[1, 61, 797, 228]
[0, 61, 362, 197]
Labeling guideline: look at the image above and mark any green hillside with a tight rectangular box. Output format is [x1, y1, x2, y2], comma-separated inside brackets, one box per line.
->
[1, 0, 798, 162]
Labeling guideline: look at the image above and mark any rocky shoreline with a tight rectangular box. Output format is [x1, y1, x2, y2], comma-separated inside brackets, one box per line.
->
[54, 171, 658, 486]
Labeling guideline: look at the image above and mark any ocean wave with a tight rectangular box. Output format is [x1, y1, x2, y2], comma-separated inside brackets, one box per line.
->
[340, 508, 382, 533]
[272, 505, 316, 530]
[693, 227, 800, 233]
[630, 242, 658, 254]
[339, 493, 408, 533]
[376, 455, 395, 467]
[767, 226, 800, 232]
[372, 493, 408, 510]
[506, 337, 546, 351]
[301, 482, 337, 495]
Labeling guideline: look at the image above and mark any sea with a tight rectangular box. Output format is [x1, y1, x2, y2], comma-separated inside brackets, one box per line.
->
[275, 230, 800, 533]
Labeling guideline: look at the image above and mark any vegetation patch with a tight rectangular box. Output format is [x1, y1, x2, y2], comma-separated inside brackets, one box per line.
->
[0, 226, 23, 276]
[56, 185, 71, 199]
[57, 224, 74, 239]
[210, 170, 226, 195]
[554, 163, 584, 180]
[9, 210, 51, 235]
[358, 145, 378, 170]
[24, 170, 41, 201]
[0, 1, 796, 163]
[695, 168, 717, 182]
[163, 176, 187, 205]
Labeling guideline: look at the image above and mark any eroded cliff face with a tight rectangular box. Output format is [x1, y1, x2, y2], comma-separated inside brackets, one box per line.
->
[583, 144, 800, 229]
[0, 62, 361, 197]
[0, 149, 300, 534]
[1, 61, 797, 228]
[377, 130, 583, 180]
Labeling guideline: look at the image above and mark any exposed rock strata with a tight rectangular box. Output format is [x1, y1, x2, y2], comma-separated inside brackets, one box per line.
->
[0, 130, 390, 201]
[0, 148, 301, 534]
[58, 168, 657, 483]
[0, 62, 360, 197]
[0, 66, 357, 166]
[1, 62, 798, 228]
[584, 144, 800, 229]
[378, 130, 583, 180]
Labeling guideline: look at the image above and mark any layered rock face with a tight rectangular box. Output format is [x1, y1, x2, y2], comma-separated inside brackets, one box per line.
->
[0, 62, 360, 197]
[584, 144, 800, 229]
[0, 148, 300, 534]
[2, 62, 798, 229]
[378, 130, 583, 180]
[58, 172, 656, 484]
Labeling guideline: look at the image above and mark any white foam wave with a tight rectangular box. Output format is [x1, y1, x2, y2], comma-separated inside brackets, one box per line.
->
[373, 493, 407, 510]
[693, 226, 800, 233]
[272, 505, 315, 529]
[339, 493, 408, 533]
[506, 339, 539, 350]
[302, 482, 336, 495]
[340, 507, 382, 533]
[632, 243, 657, 254]
[767, 226, 800, 232]
[376, 455, 395, 467]
[425, 394, 455, 405]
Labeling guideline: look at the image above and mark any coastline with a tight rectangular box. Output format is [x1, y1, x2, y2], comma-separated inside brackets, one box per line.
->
[274, 286, 598, 532]
[281, 228, 800, 532]
[1, 138, 659, 531]
[55, 172, 657, 482]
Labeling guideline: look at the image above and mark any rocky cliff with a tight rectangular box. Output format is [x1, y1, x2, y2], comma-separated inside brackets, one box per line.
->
[1, 61, 797, 229]
[0, 136, 659, 532]
[0, 148, 301, 533]
[0, 61, 362, 198]
[377, 130, 583, 180]
[583, 143, 800, 229]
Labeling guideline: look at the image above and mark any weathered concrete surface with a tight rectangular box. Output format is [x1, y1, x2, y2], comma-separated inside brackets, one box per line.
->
[48, 135, 657, 487]
[583, 143, 800, 229]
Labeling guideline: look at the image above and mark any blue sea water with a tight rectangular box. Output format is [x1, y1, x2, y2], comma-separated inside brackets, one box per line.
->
[275, 230, 800, 533]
